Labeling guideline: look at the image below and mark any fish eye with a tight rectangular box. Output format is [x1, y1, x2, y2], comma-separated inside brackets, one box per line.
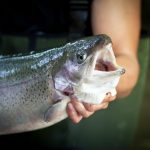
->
[76, 52, 87, 64]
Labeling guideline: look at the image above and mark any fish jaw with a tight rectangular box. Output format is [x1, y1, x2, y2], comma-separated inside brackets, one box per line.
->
[53, 35, 125, 104]
[73, 43, 125, 104]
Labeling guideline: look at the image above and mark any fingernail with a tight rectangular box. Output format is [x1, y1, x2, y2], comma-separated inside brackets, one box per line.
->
[68, 103, 77, 116]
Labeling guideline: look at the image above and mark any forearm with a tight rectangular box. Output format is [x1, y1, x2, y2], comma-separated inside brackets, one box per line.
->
[67, 0, 141, 123]
[115, 54, 140, 98]
[91, 0, 141, 98]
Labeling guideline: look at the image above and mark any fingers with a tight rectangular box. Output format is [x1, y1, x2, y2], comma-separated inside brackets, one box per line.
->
[67, 100, 109, 123]
[67, 98, 94, 123]
[67, 93, 117, 124]
[71, 99, 94, 118]
[83, 102, 109, 112]
[66, 103, 83, 124]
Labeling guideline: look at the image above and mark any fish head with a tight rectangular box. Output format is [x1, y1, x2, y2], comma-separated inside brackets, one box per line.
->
[53, 34, 125, 104]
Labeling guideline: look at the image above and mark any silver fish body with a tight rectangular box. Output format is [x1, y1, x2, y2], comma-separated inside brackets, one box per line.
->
[0, 34, 125, 135]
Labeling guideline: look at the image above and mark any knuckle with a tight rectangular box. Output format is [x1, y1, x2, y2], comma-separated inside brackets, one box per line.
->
[90, 105, 95, 112]
[87, 106, 94, 112]
[102, 103, 109, 109]
[83, 112, 90, 118]
[85, 104, 95, 112]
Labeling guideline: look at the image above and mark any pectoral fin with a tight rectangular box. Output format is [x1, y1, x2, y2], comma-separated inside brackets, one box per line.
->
[44, 98, 70, 124]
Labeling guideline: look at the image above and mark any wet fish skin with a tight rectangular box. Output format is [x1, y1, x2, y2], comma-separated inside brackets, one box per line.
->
[0, 34, 124, 135]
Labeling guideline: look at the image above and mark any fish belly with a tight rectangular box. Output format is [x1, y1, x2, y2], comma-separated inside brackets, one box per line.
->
[0, 77, 66, 134]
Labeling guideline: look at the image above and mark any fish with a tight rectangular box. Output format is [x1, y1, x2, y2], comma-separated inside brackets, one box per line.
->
[0, 34, 125, 135]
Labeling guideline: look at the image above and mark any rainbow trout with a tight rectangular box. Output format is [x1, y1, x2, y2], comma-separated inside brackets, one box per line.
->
[0, 34, 125, 135]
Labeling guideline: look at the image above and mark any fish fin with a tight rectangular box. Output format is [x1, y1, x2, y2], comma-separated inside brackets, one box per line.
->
[44, 98, 70, 123]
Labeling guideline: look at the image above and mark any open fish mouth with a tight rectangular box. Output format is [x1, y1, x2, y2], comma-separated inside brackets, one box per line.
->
[94, 58, 126, 76]
[92, 43, 125, 75]
[95, 59, 116, 72]
[54, 38, 125, 100]
[72, 43, 126, 104]
[61, 43, 125, 98]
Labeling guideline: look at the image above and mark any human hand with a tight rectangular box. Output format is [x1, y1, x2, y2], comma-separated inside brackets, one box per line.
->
[66, 93, 116, 123]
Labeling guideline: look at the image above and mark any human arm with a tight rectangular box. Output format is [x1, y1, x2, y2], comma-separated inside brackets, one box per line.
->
[91, 0, 141, 98]
[67, 0, 141, 123]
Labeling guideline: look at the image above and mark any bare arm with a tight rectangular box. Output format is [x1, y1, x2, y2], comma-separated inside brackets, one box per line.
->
[91, 0, 141, 98]
[67, 0, 141, 123]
